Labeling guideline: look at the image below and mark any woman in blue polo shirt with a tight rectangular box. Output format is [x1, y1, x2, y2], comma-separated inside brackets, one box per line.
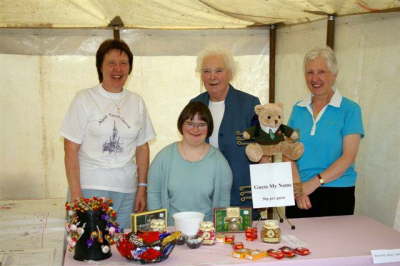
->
[286, 47, 364, 218]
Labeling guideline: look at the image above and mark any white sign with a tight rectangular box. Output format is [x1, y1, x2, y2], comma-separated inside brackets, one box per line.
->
[249, 162, 295, 208]
[371, 249, 400, 264]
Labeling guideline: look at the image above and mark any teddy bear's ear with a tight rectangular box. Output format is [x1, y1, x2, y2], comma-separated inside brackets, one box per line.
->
[276, 102, 284, 109]
[255, 104, 264, 115]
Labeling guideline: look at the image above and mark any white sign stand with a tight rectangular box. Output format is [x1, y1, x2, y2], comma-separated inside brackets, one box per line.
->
[249, 162, 295, 209]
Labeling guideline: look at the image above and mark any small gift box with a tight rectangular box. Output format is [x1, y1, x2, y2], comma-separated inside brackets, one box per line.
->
[214, 207, 252, 233]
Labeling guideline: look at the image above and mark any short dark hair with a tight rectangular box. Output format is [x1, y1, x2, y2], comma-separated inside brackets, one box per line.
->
[96, 39, 133, 82]
[177, 102, 214, 138]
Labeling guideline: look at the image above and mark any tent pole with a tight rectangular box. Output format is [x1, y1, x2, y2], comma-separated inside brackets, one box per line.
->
[108, 16, 124, 41]
[113, 29, 120, 40]
[269, 24, 277, 103]
[326, 14, 336, 49]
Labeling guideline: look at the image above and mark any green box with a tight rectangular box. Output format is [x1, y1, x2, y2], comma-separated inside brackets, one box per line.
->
[213, 207, 252, 233]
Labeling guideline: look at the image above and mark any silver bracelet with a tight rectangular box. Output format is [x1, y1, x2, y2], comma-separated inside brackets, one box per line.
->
[138, 183, 148, 187]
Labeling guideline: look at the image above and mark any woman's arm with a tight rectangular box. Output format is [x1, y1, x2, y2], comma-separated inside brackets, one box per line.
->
[302, 134, 361, 196]
[290, 159, 313, 210]
[135, 143, 150, 212]
[213, 155, 233, 208]
[64, 138, 82, 200]
[147, 150, 165, 211]
[291, 161, 303, 198]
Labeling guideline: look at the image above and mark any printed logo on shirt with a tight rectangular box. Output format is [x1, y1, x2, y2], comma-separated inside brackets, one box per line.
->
[103, 121, 123, 153]
[98, 113, 131, 128]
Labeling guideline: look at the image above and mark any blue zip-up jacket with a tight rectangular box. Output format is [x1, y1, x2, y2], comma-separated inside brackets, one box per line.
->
[191, 85, 260, 207]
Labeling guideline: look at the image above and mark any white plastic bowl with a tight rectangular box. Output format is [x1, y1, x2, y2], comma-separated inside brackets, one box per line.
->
[173, 211, 205, 237]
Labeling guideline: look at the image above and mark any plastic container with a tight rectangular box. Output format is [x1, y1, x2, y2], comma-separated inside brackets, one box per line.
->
[173, 211, 204, 237]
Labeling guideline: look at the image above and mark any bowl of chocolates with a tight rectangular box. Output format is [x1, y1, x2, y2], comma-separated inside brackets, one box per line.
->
[116, 231, 180, 263]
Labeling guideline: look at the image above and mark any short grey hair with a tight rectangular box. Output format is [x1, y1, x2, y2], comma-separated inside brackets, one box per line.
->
[304, 46, 338, 75]
[195, 48, 237, 79]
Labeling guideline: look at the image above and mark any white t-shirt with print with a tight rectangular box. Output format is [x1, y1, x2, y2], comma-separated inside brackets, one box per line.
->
[61, 84, 156, 193]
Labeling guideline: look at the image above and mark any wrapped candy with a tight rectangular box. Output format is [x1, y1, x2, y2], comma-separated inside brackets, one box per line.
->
[294, 247, 311, 256]
[279, 246, 295, 258]
[267, 249, 284, 259]
[117, 231, 177, 263]
[137, 231, 161, 245]
[245, 227, 257, 241]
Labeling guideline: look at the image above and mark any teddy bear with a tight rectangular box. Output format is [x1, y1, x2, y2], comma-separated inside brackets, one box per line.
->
[242, 103, 304, 163]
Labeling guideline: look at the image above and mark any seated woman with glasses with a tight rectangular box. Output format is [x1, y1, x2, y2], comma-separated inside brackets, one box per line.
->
[147, 102, 233, 225]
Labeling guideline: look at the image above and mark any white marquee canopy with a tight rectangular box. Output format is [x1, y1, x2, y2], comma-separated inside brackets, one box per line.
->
[1, 0, 399, 29]
[1, 1, 399, 231]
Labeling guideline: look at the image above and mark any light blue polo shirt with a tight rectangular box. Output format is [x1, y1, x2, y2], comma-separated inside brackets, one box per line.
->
[288, 90, 364, 187]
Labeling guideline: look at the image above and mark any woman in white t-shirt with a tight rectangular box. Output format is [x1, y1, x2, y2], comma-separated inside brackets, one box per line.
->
[61, 39, 155, 229]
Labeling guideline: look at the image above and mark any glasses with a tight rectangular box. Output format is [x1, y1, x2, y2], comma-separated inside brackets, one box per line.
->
[183, 121, 208, 129]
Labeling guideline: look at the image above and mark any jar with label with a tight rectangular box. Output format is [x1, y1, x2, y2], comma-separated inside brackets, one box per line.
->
[261, 219, 281, 243]
[198, 221, 216, 245]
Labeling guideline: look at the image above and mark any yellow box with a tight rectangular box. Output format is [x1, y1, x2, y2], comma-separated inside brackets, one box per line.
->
[245, 249, 267, 260]
[232, 248, 249, 259]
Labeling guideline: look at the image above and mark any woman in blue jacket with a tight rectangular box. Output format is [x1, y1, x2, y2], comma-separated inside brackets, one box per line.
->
[190, 48, 260, 209]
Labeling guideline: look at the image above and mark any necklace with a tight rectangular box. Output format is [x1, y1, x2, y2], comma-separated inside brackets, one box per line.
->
[89, 91, 131, 128]
[109, 96, 127, 114]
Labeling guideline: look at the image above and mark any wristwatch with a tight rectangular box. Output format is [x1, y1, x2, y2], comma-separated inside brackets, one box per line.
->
[317, 174, 325, 185]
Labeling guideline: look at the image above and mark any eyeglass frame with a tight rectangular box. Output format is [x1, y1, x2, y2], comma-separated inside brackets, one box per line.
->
[177, 102, 214, 138]
[183, 121, 208, 129]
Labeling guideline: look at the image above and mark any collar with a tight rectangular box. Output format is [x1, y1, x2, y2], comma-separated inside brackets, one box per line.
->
[97, 83, 127, 100]
[205, 84, 233, 104]
[224, 84, 235, 104]
[260, 124, 278, 134]
[296, 88, 342, 108]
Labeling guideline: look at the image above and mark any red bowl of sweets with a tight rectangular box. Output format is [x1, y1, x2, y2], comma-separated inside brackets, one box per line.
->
[117, 231, 180, 263]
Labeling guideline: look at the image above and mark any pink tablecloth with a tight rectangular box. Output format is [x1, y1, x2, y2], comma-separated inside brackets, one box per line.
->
[64, 215, 400, 266]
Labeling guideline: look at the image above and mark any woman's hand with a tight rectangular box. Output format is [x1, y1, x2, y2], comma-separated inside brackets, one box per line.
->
[134, 186, 147, 212]
[296, 195, 312, 209]
[294, 177, 319, 209]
